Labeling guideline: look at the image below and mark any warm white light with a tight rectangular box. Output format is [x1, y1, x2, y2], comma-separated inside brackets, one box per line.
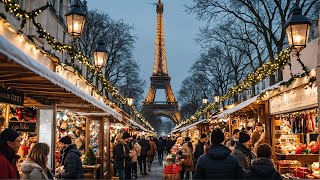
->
[63, 114, 68, 121]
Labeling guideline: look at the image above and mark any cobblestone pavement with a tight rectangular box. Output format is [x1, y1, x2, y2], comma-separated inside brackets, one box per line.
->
[136, 161, 164, 180]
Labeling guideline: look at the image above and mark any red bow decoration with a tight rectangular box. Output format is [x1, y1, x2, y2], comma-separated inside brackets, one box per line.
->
[164, 164, 180, 174]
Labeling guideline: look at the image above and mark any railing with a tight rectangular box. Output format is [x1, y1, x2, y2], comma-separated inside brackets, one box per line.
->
[143, 101, 178, 105]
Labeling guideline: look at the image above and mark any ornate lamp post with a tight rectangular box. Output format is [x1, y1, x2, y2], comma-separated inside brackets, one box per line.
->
[285, 3, 311, 54]
[214, 95, 220, 103]
[127, 90, 134, 106]
[202, 93, 208, 105]
[93, 41, 108, 69]
[65, 0, 86, 38]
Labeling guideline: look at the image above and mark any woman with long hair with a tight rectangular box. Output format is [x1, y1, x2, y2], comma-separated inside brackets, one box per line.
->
[21, 143, 53, 179]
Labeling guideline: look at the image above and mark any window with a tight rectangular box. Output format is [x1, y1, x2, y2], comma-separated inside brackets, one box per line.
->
[51, 0, 56, 8]
[256, 86, 259, 93]
[262, 81, 265, 90]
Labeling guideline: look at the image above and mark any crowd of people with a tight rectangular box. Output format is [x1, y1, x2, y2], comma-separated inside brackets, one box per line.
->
[0, 122, 281, 180]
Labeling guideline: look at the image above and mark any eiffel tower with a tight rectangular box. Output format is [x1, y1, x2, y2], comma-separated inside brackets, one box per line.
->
[142, 0, 181, 124]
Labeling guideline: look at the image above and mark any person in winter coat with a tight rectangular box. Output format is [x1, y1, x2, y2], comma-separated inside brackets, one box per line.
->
[165, 137, 175, 155]
[251, 122, 264, 148]
[226, 129, 240, 150]
[157, 137, 165, 164]
[194, 134, 207, 164]
[0, 128, 21, 179]
[246, 143, 282, 180]
[130, 140, 141, 179]
[147, 136, 157, 172]
[138, 135, 150, 175]
[194, 128, 244, 179]
[59, 136, 84, 179]
[181, 137, 194, 179]
[21, 143, 53, 179]
[233, 132, 256, 171]
[113, 132, 132, 180]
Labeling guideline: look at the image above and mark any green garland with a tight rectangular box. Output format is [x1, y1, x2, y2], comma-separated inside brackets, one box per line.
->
[0, 1, 153, 130]
[176, 49, 291, 128]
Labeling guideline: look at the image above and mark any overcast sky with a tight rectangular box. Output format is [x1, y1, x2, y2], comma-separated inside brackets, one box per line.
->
[87, 0, 204, 102]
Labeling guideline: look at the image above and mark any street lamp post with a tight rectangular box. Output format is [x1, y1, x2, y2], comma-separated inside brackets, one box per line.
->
[65, 0, 86, 67]
[202, 93, 208, 119]
[93, 41, 108, 69]
[285, 3, 311, 55]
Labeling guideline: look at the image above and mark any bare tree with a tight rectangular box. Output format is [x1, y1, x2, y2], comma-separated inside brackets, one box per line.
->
[77, 10, 145, 104]
[187, 0, 319, 85]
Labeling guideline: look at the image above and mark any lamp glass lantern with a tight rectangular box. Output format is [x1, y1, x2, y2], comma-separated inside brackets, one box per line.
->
[127, 91, 134, 106]
[285, 4, 311, 52]
[214, 95, 220, 103]
[93, 41, 108, 69]
[202, 93, 208, 104]
[65, 1, 86, 37]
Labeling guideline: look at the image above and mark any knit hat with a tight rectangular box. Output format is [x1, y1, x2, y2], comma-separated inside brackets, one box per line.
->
[211, 128, 225, 145]
[200, 134, 207, 139]
[59, 136, 72, 145]
[184, 137, 191, 142]
[232, 129, 240, 135]
[239, 132, 250, 143]
[0, 128, 20, 144]
[122, 132, 131, 139]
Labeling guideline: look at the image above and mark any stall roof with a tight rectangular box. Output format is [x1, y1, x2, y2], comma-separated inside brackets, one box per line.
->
[0, 25, 122, 120]
[213, 81, 283, 119]
[129, 119, 149, 132]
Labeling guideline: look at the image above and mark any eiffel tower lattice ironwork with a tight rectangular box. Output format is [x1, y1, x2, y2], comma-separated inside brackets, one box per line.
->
[142, 0, 181, 124]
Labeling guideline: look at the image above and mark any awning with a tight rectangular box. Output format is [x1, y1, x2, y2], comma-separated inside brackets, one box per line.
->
[0, 21, 122, 121]
[129, 119, 149, 132]
[179, 118, 208, 132]
[214, 81, 283, 119]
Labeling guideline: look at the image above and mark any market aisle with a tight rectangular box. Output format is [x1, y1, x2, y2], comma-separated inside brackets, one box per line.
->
[137, 162, 164, 180]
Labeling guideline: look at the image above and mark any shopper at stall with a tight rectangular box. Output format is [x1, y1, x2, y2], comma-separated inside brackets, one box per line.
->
[75, 133, 85, 150]
[233, 131, 256, 171]
[194, 128, 243, 179]
[251, 122, 263, 147]
[165, 136, 175, 155]
[245, 143, 281, 180]
[130, 139, 141, 179]
[147, 136, 157, 172]
[21, 143, 53, 179]
[194, 134, 207, 164]
[59, 136, 84, 179]
[138, 135, 150, 175]
[181, 137, 194, 179]
[114, 132, 132, 180]
[157, 137, 165, 164]
[0, 128, 21, 179]
[226, 129, 240, 150]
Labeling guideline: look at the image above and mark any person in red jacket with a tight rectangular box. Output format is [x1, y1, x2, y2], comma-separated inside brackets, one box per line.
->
[0, 128, 22, 179]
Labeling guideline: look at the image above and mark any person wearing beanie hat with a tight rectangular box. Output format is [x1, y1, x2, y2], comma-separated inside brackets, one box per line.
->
[246, 143, 282, 180]
[57, 135, 84, 179]
[113, 132, 132, 179]
[194, 128, 244, 179]
[0, 128, 21, 178]
[226, 129, 240, 148]
[232, 132, 256, 171]
[194, 134, 207, 164]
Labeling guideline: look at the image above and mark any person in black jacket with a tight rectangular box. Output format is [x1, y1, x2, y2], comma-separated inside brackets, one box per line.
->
[246, 143, 282, 180]
[194, 128, 243, 179]
[157, 137, 165, 164]
[59, 136, 84, 179]
[113, 132, 132, 180]
[138, 135, 150, 175]
[165, 137, 174, 155]
[233, 132, 256, 171]
[194, 134, 207, 164]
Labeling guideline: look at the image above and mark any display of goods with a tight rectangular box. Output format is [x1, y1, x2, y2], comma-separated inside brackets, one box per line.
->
[312, 162, 320, 173]
[294, 167, 310, 178]
[164, 173, 180, 180]
[278, 160, 301, 168]
[163, 163, 180, 174]
[312, 170, 320, 179]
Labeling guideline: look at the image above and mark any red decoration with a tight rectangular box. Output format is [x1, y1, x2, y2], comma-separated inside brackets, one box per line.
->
[163, 164, 180, 174]
[123, 127, 129, 132]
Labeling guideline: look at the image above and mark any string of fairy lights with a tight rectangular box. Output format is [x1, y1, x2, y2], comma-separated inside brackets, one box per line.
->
[0, 0, 154, 130]
[175, 49, 294, 129]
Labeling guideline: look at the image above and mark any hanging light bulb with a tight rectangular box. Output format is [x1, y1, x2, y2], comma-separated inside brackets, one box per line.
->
[63, 114, 68, 121]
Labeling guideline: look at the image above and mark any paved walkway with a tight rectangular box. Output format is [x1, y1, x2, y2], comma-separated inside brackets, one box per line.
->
[137, 161, 164, 180]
